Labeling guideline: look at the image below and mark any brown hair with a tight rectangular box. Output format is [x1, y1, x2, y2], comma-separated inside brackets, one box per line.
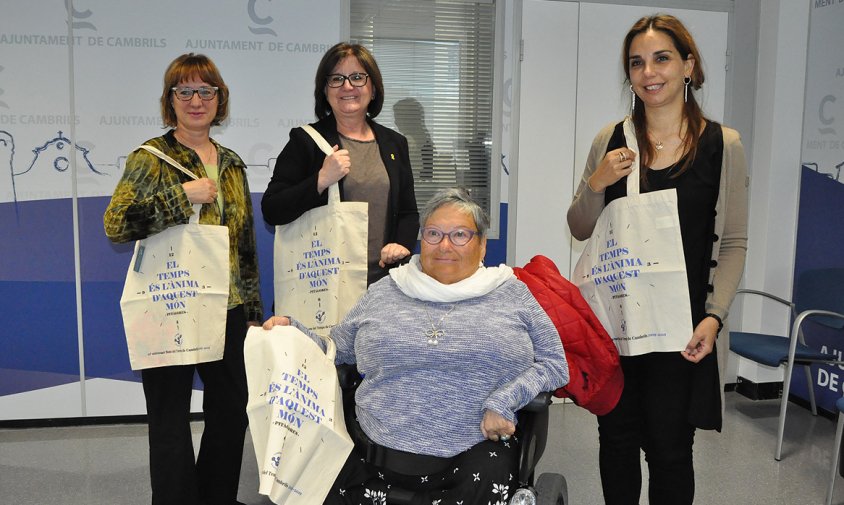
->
[313, 42, 385, 120]
[160, 53, 229, 128]
[622, 14, 706, 184]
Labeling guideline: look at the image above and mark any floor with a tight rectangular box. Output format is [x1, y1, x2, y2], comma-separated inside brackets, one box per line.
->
[0, 392, 841, 505]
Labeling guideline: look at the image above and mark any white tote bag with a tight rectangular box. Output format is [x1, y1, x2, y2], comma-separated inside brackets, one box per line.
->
[119, 145, 230, 370]
[273, 125, 368, 336]
[244, 325, 353, 505]
[573, 118, 693, 356]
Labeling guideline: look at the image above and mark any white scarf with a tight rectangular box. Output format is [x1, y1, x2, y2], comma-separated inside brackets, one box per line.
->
[389, 254, 514, 302]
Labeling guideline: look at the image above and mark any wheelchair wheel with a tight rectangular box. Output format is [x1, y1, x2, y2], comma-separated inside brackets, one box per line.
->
[535, 472, 568, 505]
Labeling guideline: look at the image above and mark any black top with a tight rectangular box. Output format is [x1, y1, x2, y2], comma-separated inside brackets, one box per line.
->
[603, 120, 725, 431]
[261, 114, 420, 284]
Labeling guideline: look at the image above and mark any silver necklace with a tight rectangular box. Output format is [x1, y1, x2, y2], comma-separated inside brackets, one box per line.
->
[654, 139, 665, 151]
[424, 304, 456, 345]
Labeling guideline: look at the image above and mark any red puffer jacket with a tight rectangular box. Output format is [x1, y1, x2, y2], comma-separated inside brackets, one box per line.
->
[514, 255, 623, 416]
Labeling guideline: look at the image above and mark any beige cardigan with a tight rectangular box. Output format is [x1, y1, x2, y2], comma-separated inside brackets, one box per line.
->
[568, 120, 748, 320]
[567, 121, 749, 399]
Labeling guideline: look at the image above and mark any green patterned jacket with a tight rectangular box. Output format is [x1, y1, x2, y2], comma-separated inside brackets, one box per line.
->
[104, 130, 263, 322]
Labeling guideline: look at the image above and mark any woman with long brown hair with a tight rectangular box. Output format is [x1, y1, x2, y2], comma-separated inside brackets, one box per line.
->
[568, 14, 748, 504]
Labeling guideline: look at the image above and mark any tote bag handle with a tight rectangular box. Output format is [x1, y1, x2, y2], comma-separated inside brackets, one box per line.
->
[622, 117, 642, 197]
[137, 144, 202, 222]
[301, 124, 341, 205]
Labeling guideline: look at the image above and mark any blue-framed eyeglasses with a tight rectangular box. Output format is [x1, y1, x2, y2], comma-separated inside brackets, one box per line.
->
[421, 227, 478, 246]
[326, 73, 369, 88]
[172, 86, 219, 101]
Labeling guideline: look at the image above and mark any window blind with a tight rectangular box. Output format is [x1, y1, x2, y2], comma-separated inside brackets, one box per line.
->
[351, 0, 496, 217]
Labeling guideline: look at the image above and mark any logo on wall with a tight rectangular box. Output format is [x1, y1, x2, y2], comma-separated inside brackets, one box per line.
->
[65, 0, 97, 31]
[819, 94, 836, 135]
[248, 0, 277, 36]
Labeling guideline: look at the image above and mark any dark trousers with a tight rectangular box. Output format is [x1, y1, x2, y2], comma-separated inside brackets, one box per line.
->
[597, 352, 696, 505]
[141, 306, 248, 505]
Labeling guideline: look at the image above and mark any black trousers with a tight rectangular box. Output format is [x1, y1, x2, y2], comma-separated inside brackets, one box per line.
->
[597, 352, 696, 505]
[141, 306, 248, 505]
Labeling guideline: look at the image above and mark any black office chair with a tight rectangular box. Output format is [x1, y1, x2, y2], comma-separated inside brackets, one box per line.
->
[337, 364, 568, 505]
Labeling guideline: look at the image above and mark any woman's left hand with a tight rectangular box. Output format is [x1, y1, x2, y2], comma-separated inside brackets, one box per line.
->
[681, 316, 720, 363]
[480, 410, 515, 442]
[378, 243, 411, 268]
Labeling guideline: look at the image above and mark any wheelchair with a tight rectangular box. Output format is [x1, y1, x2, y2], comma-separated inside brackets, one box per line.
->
[337, 364, 568, 505]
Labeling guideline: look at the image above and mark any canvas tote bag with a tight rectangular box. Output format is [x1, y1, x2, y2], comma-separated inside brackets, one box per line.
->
[119, 145, 230, 370]
[273, 125, 368, 336]
[244, 325, 353, 505]
[573, 118, 693, 356]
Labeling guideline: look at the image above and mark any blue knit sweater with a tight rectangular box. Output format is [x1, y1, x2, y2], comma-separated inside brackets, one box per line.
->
[292, 276, 569, 457]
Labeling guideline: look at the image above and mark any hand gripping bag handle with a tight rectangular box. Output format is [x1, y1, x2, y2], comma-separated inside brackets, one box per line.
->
[301, 124, 341, 205]
[137, 144, 202, 222]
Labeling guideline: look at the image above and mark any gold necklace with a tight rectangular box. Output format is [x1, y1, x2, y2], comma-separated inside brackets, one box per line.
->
[650, 123, 684, 152]
[424, 304, 456, 345]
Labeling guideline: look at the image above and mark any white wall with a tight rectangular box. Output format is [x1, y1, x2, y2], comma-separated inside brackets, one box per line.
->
[732, 0, 810, 384]
[512, 2, 727, 275]
[511, 0, 579, 270]
[0, 0, 343, 421]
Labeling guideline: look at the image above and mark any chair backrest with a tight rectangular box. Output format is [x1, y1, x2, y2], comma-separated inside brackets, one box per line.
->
[795, 268, 844, 329]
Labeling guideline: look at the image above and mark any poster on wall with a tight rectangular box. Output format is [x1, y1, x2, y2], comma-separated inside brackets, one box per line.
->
[0, 0, 342, 420]
[792, 0, 844, 414]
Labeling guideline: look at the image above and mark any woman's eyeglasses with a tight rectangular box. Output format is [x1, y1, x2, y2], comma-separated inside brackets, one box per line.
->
[420, 227, 478, 246]
[326, 73, 369, 88]
[172, 86, 219, 101]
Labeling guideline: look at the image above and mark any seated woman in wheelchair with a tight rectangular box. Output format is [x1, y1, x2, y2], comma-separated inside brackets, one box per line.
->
[263, 188, 569, 505]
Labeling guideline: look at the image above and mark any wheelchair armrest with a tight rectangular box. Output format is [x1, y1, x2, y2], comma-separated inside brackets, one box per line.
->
[515, 392, 553, 487]
[520, 392, 553, 413]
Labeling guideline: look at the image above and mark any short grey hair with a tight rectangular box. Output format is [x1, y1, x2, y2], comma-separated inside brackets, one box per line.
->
[420, 188, 489, 238]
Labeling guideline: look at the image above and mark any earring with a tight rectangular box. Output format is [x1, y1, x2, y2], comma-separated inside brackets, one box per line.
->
[684, 76, 691, 103]
[630, 84, 636, 113]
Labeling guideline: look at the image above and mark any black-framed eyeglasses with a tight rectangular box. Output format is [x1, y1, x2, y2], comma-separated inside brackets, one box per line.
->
[326, 73, 369, 88]
[421, 227, 478, 246]
[172, 86, 219, 101]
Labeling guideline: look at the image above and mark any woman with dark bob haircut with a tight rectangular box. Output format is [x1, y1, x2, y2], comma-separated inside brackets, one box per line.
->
[105, 53, 262, 505]
[262, 42, 419, 286]
[568, 14, 748, 505]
